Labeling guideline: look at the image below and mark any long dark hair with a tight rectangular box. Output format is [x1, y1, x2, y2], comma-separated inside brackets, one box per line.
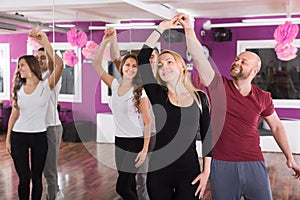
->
[12, 55, 42, 107]
[119, 54, 143, 113]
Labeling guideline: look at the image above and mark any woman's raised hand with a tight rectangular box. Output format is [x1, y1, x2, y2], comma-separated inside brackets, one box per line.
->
[157, 16, 181, 33]
[29, 29, 50, 46]
[176, 13, 193, 29]
[102, 27, 117, 43]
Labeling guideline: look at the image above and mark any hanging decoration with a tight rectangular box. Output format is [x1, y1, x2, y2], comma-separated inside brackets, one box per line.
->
[82, 41, 99, 60]
[67, 27, 88, 48]
[273, 21, 299, 61]
[27, 29, 43, 50]
[82, 41, 111, 61]
[63, 50, 78, 67]
[274, 42, 298, 61]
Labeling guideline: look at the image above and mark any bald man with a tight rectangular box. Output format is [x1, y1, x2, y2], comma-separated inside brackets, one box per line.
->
[178, 11, 300, 199]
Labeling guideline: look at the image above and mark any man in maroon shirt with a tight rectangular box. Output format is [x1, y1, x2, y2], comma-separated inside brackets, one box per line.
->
[178, 13, 300, 199]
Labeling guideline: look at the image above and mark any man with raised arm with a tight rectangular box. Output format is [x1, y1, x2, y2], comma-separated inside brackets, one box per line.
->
[178, 13, 300, 199]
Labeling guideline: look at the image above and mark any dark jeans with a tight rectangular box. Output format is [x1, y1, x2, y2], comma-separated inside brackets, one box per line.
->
[11, 131, 48, 200]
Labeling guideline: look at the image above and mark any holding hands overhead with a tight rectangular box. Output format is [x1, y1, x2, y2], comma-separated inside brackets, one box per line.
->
[176, 13, 193, 29]
[103, 27, 116, 40]
[29, 29, 50, 47]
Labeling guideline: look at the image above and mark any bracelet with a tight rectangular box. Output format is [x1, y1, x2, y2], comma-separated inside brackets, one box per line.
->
[154, 29, 162, 36]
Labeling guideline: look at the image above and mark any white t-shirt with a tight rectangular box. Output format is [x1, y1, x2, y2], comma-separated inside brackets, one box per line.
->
[42, 70, 62, 126]
[109, 79, 155, 138]
[13, 80, 51, 133]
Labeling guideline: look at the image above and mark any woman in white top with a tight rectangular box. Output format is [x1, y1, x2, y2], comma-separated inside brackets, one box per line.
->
[5, 30, 63, 200]
[92, 29, 152, 200]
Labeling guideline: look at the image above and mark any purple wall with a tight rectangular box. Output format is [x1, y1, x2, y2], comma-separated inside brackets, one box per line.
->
[1, 18, 300, 125]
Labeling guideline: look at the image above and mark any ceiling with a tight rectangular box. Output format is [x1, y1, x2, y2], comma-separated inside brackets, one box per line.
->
[0, 0, 299, 33]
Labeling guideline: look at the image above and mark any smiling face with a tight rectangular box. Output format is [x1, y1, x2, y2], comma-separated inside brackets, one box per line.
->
[120, 56, 138, 79]
[17, 55, 42, 81]
[157, 52, 182, 84]
[36, 49, 48, 72]
[230, 51, 261, 81]
[18, 58, 34, 79]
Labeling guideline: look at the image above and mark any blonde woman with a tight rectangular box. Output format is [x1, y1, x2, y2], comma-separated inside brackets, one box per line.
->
[137, 17, 211, 199]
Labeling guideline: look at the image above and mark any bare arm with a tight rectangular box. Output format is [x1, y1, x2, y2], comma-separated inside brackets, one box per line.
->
[46, 51, 54, 73]
[177, 13, 215, 87]
[264, 112, 300, 179]
[29, 29, 64, 90]
[6, 104, 20, 155]
[144, 17, 180, 49]
[134, 97, 151, 168]
[92, 31, 114, 88]
[108, 28, 122, 72]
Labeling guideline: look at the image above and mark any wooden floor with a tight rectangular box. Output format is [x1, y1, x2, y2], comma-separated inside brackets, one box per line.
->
[1, 133, 300, 200]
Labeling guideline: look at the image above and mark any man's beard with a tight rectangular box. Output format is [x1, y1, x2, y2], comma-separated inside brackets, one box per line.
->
[230, 65, 251, 80]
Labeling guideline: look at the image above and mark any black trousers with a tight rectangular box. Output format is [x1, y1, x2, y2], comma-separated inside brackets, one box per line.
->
[11, 131, 48, 200]
[115, 136, 144, 200]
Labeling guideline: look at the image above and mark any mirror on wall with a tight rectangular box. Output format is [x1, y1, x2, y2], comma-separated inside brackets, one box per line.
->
[0, 43, 10, 100]
[27, 43, 82, 102]
[237, 40, 300, 108]
[0, 1, 57, 102]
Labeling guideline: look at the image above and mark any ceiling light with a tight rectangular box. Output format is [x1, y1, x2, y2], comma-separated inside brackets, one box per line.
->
[203, 18, 300, 30]
[242, 18, 300, 24]
[106, 22, 155, 27]
[55, 24, 75, 28]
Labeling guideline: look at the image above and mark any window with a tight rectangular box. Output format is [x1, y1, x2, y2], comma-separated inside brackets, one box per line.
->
[0, 44, 10, 100]
[237, 40, 300, 108]
[27, 43, 82, 102]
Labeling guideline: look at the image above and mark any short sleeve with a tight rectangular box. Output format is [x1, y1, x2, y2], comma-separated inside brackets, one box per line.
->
[261, 92, 275, 117]
[111, 78, 119, 92]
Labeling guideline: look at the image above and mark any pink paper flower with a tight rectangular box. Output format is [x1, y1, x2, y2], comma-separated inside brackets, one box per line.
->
[27, 36, 42, 50]
[63, 50, 79, 66]
[275, 42, 298, 61]
[82, 41, 99, 60]
[274, 21, 299, 44]
[82, 41, 111, 61]
[67, 27, 88, 48]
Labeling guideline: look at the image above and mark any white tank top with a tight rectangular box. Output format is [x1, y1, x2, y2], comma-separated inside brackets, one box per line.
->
[13, 80, 51, 133]
[109, 79, 155, 137]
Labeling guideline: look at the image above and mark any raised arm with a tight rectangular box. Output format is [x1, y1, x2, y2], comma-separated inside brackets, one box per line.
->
[29, 29, 64, 90]
[107, 28, 122, 72]
[144, 17, 179, 49]
[177, 13, 215, 87]
[92, 30, 116, 88]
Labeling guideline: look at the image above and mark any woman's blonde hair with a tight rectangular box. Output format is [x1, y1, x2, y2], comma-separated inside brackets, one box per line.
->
[156, 49, 202, 111]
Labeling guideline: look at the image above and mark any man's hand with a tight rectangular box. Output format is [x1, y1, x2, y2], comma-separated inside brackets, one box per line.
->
[29, 29, 50, 46]
[287, 157, 300, 180]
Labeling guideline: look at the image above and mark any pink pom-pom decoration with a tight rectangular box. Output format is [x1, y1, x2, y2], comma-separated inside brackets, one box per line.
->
[27, 36, 42, 50]
[67, 27, 88, 48]
[274, 42, 298, 61]
[82, 41, 99, 60]
[274, 21, 299, 44]
[63, 50, 79, 67]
